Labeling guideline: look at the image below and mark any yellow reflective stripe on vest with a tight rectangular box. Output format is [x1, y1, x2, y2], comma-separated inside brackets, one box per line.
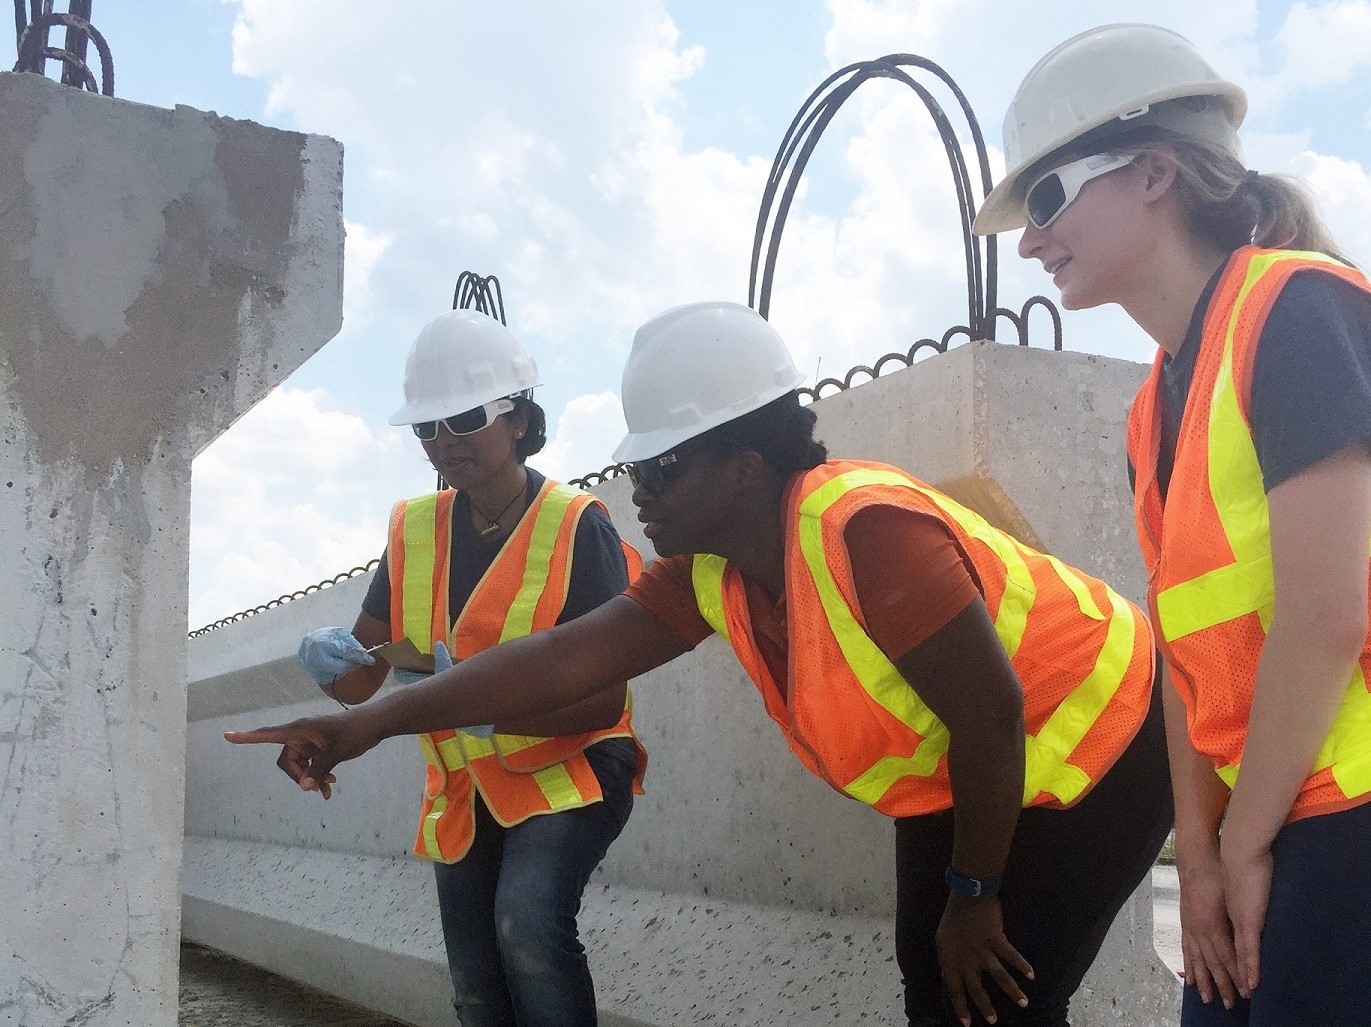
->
[797, 472, 951, 775]
[800, 468, 1037, 657]
[420, 792, 448, 860]
[435, 728, 586, 808]
[692, 554, 730, 639]
[400, 494, 441, 648]
[1157, 250, 1346, 641]
[419, 734, 447, 798]
[499, 484, 580, 644]
[1041, 553, 1106, 621]
[1155, 249, 1371, 803]
[530, 763, 582, 808]
[1023, 583, 1136, 804]
[796, 468, 1136, 808]
[1217, 664, 1371, 794]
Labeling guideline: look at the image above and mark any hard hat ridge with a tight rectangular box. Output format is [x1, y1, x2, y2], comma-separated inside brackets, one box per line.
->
[612, 301, 807, 463]
[388, 309, 541, 426]
[974, 23, 1247, 235]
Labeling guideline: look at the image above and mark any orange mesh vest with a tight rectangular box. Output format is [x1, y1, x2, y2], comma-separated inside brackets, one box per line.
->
[388, 478, 647, 862]
[1128, 246, 1371, 820]
[691, 460, 1154, 817]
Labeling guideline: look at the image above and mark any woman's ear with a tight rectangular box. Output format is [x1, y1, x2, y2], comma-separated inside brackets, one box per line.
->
[1136, 148, 1180, 206]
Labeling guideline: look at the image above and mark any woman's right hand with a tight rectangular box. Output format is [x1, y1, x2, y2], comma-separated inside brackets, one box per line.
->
[298, 626, 375, 687]
[1177, 844, 1245, 1008]
[224, 708, 384, 799]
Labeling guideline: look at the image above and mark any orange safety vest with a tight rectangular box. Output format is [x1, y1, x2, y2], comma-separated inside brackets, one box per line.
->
[388, 478, 647, 862]
[1128, 245, 1371, 820]
[691, 459, 1154, 817]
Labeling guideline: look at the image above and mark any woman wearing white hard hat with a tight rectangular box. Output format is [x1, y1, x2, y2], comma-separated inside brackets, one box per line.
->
[975, 22, 1371, 1026]
[231, 301, 1171, 1026]
[289, 309, 647, 1027]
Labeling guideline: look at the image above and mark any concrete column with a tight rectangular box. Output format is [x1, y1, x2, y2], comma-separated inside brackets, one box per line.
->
[0, 71, 343, 1026]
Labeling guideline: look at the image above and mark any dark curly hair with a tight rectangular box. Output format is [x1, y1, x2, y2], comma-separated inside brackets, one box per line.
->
[692, 391, 827, 475]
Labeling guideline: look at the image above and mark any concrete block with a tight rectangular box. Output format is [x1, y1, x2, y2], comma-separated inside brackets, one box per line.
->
[1, 71, 342, 1027]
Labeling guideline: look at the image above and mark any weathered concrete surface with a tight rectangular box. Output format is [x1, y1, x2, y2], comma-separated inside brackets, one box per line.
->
[186, 343, 1177, 1025]
[0, 71, 343, 1027]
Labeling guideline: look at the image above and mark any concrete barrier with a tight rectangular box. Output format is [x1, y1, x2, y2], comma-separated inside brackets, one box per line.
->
[186, 342, 1179, 1025]
[1, 70, 343, 1027]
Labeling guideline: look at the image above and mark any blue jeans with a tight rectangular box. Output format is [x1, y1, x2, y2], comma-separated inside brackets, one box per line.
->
[433, 738, 638, 1027]
[1180, 798, 1371, 1027]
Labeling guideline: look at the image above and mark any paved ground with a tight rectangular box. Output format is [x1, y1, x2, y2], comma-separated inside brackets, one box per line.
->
[180, 869, 1185, 1025]
[180, 943, 407, 1027]
[1153, 864, 1182, 974]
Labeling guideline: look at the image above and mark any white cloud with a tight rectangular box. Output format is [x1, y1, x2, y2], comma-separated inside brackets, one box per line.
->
[189, 387, 433, 628]
[1257, 1, 1371, 102]
[536, 392, 630, 483]
[1293, 151, 1371, 268]
[342, 220, 392, 329]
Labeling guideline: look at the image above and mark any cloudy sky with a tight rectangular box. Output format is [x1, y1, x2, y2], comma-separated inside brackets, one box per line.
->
[33, 1, 1369, 628]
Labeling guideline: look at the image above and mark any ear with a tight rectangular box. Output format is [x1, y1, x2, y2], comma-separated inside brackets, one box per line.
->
[1135, 148, 1180, 207]
[508, 404, 531, 439]
[726, 449, 770, 495]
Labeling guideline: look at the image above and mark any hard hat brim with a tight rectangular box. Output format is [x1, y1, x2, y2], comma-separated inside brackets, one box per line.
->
[612, 374, 805, 464]
[974, 83, 1247, 237]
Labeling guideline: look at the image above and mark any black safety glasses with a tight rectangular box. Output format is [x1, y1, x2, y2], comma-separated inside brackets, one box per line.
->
[412, 398, 515, 441]
[1024, 151, 1138, 230]
[625, 436, 740, 495]
[624, 450, 690, 496]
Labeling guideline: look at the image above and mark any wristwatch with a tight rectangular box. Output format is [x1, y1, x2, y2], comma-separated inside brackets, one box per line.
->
[945, 865, 1001, 898]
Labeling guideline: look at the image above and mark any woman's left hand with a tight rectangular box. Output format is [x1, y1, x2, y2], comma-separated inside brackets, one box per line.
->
[1219, 834, 1272, 994]
[936, 893, 1033, 1026]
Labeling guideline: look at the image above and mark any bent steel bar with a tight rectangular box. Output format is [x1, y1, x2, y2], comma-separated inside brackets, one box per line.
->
[453, 270, 507, 325]
[751, 54, 996, 335]
[13, 1, 114, 96]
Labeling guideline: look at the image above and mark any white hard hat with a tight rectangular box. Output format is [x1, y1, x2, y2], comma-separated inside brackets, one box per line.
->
[974, 23, 1247, 235]
[612, 301, 806, 463]
[388, 310, 540, 425]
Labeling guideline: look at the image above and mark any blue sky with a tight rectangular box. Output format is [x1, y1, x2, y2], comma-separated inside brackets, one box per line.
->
[15, 2, 1368, 626]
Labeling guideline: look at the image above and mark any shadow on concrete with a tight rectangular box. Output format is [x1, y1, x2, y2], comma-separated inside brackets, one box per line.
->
[180, 943, 409, 1027]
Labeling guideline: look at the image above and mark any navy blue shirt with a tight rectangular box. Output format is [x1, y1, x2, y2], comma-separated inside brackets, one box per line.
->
[363, 467, 629, 629]
[1146, 259, 1371, 499]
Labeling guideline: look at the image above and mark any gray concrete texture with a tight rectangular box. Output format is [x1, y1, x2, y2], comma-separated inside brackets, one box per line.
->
[187, 342, 1179, 1025]
[0, 71, 343, 1026]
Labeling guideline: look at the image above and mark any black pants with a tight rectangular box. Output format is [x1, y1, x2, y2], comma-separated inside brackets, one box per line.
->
[895, 682, 1173, 1026]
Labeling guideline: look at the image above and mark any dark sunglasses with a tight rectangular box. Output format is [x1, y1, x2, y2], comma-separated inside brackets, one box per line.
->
[412, 398, 514, 442]
[624, 445, 707, 495]
[1024, 151, 1138, 230]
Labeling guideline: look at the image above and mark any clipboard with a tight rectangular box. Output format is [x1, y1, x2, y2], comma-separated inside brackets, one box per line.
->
[367, 638, 436, 674]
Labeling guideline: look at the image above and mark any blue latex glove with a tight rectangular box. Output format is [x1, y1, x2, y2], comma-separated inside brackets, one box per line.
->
[393, 641, 494, 739]
[298, 626, 375, 689]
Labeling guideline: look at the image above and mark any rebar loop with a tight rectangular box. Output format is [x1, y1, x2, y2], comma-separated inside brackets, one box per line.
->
[13, 1, 113, 96]
[453, 270, 506, 324]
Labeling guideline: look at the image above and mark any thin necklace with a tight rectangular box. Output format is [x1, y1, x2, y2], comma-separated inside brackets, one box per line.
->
[469, 472, 527, 537]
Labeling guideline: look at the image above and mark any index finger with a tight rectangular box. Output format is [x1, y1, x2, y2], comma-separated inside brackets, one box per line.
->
[993, 936, 1034, 982]
[225, 726, 300, 745]
[983, 952, 1029, 1009]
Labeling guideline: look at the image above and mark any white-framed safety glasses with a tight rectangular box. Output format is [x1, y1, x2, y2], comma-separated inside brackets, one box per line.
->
[411, 397, 515, 441]
[1024, 151, 1138, 230]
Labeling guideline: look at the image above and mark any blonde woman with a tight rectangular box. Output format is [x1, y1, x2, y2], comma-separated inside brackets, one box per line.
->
[975, 23, 1371, 1026]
